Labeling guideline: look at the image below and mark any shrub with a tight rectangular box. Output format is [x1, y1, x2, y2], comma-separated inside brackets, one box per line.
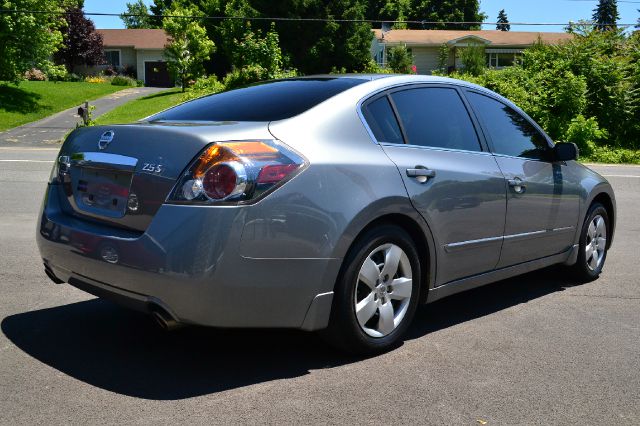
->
[24, 68, 47, 81]
[121, 65, 137, 78]
[564, 115, 607, 157]
[457, 44, 486, 77]
[85, 76, 107, 83]
[183, 75, 225, 101]
[387, 45, 414, 74]
[362, 59, 393, 74]
[110, 75, 137, 86]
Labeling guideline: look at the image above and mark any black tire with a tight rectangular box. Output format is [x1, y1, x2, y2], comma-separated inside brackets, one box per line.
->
[569, 202, 610, 282]
[321, 224, 422, 355]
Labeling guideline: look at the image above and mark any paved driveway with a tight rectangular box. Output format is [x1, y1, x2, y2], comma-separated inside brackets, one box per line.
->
[0, 150, 638, 424]
[0, 87, 167, 147]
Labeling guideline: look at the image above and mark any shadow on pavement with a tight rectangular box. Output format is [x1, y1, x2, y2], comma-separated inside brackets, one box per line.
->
[2, 267, 572, 400]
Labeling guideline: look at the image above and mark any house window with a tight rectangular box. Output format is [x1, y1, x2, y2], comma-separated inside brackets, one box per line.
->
[104, 50, 121, 68]
[486, 52, 520, 69]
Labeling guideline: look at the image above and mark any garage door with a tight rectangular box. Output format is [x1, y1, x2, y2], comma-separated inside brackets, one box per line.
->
[144, 62, 173, 87]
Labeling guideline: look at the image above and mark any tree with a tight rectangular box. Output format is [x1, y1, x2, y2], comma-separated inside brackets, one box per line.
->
[410, 0, 487, 30]
[0, 0, 67, 81]
[496, 9, 510, 31]
[366, 0, 412, 29]
[54, 8, 104, 73]
[592, 0, 619, 31]
[387, 45, 413, 73]
[150, 0, 173, 28]
[121, 0, 153, 29]
[636, 10, 639, 29]
[163, 5, 215, 91]
[458, 44, 485, 77]
[231, 23, 284, 77]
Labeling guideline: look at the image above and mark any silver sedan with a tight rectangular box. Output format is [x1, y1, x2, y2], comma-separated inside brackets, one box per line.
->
[37, 75, 616, 353]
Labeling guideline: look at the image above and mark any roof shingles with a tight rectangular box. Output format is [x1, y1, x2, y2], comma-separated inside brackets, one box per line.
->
[373, 29, 573, 46]
[97, 29, 170, 50]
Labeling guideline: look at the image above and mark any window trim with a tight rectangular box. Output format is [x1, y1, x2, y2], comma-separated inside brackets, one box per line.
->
[359, 83, 490, 154]
[461, 88, 555, 162]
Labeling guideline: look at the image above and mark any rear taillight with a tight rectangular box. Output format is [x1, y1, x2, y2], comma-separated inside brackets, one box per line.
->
[168, 140, 306, 204]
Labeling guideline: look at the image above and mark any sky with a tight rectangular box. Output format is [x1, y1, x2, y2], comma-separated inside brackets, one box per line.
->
[85, 0, 640, 32]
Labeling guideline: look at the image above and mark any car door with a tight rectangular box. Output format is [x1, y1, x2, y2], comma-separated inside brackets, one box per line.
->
[361, 85, 507, 286]
[464, 90, 581, 268]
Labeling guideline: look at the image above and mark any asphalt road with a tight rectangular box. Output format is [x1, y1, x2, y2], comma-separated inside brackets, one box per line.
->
[1, 148, 638, 425]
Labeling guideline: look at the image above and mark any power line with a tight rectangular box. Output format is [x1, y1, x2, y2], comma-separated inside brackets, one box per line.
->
[0, 9, 637, 27]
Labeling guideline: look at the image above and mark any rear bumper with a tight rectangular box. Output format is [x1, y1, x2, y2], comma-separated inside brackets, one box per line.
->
[37, 184, 339, 330]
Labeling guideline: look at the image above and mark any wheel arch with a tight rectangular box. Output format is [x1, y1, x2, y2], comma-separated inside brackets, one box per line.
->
[589, 191, 616, 249]
[334, 212, 437, 305]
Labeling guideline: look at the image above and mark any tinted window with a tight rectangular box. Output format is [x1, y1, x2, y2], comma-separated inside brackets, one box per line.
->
[466, 92, 549, 160]
[148, 78, 366, 122]
[362, 96, 404, 144]
[390, 88, 481, 151]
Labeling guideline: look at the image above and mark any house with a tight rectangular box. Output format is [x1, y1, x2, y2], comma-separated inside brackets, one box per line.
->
[371, 29, 574, 74]
[95, 29, 172, 87]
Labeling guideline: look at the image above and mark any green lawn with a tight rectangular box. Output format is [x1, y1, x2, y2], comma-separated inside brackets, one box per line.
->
[95, 88, 184, 125]
[0, 81, 127, 132]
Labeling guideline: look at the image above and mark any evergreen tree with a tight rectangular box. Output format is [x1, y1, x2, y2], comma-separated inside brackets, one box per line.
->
[592, 0, 619, 31]
[150, 0, 173, 28]
[496, 9, 510, 31]
[121, 0, 153, 29]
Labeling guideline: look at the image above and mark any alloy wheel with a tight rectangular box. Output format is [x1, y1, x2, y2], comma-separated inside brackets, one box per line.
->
[354, 243, 413, 338]
[585, 214, 607, 271]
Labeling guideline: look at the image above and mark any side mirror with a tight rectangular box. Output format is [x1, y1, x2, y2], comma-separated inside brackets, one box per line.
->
[553, 142, 579, 162]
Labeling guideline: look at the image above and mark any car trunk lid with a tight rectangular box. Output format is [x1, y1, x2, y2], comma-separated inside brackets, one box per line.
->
[55, 122, 272, 231]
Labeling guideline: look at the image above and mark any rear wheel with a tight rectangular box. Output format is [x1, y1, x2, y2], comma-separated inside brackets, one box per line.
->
[322, 225, 421, 354]
[570, 203, 610, 282]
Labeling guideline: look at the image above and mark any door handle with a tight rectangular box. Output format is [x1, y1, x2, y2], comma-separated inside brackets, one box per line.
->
[508, 177, 526, 194]
[406, 167, 436, 182]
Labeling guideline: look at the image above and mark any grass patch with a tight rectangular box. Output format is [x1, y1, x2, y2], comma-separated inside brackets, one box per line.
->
[0, 81, 127, 131]
[95, 88, 183, 125]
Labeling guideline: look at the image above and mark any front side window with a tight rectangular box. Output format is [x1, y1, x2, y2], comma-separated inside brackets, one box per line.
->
[104, 50, 120, 68]
[466, 92, 549, 160]
[390, 87, 482, 152]
[362, 96, 404, 144]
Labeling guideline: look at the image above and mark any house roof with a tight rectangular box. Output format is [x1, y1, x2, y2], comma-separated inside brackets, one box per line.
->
[373, 29, 573, 47]
[97, 29, 170, 50]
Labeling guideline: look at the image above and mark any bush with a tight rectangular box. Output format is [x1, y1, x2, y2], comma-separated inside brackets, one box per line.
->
[564, 115, 607, 157]
[85, 76, 107, 84]
[110, 75, 137, 86]
[362, 59, 393, 74]
[223, 65, 297, 91]
[24, 68, 47, 81]
[183, 75, 225, 101]
[458, 44, 486, 77]
[387, 45, 414, 74]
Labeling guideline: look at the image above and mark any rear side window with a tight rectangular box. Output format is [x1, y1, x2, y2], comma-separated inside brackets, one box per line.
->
[362, 96, 404, 144]
[466, 92, 550, 160]
[390, 88, 481, 152]
[148, 78, 366, 122]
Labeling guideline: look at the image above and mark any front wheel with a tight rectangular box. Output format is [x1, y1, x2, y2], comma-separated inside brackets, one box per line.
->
[322, 225, 421, 354]
[569, 203, 610, 282]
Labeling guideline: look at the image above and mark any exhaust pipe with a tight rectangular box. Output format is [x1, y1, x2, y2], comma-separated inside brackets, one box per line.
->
[151, 307, 182, 331]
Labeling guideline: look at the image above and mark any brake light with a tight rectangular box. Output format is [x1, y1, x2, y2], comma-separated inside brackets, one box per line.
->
[169, 140, 306, 204]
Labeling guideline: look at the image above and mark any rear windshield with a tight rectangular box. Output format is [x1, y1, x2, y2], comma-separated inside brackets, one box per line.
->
[148, 78, 366, 122]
